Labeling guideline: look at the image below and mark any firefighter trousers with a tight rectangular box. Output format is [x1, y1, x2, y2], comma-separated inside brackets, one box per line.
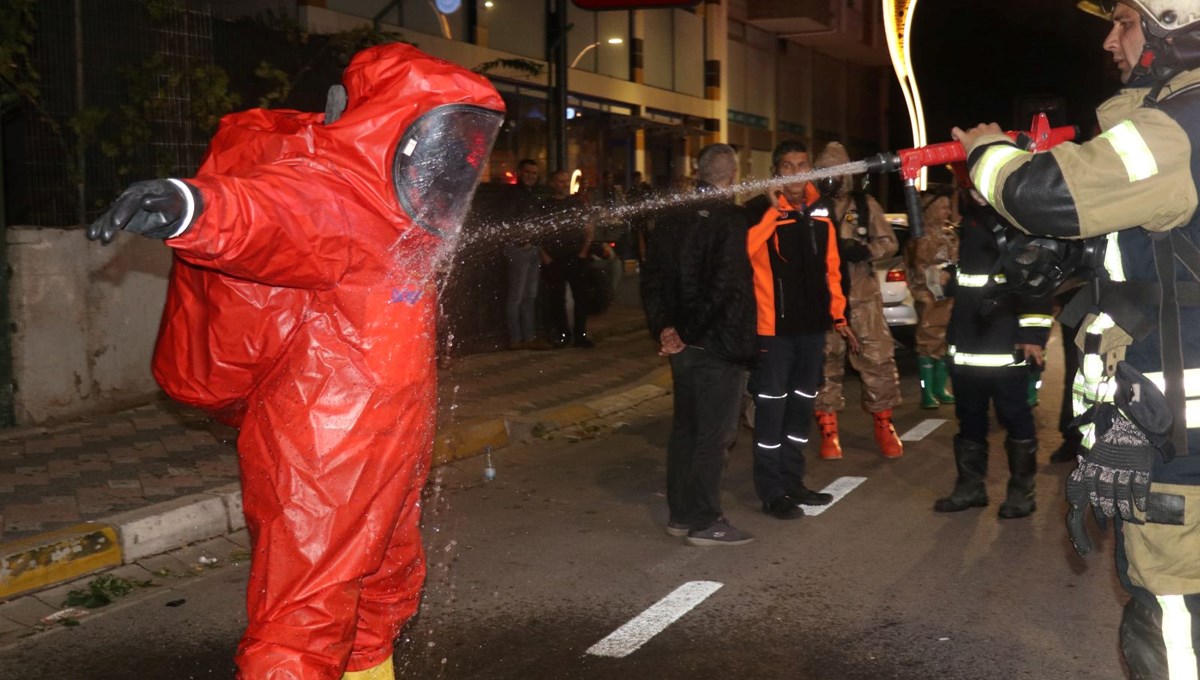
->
[1116, 482, 1200, 679]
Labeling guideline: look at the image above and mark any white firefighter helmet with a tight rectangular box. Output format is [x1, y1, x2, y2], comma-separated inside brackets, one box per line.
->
[1087, 0, 1200, 35]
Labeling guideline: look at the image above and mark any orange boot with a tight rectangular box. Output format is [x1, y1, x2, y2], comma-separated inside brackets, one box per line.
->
[873, 410, 904, 459]
[815, 410, 843, 460]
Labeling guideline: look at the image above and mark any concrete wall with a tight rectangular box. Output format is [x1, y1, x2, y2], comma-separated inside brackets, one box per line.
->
[9, 227, 170, 425]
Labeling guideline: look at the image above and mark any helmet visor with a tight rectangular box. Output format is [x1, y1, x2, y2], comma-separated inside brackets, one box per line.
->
[393, 104, 503, 238]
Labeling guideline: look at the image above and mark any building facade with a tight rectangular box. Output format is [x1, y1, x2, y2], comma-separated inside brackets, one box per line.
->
[299, 0, 892, 192]
[0, 0, 894, 425]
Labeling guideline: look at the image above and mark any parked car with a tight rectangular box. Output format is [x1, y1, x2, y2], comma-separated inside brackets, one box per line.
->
[875, 214, 918, 346]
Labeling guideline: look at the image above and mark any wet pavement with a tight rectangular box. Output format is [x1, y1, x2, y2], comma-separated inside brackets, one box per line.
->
[0, 302, 659, 544]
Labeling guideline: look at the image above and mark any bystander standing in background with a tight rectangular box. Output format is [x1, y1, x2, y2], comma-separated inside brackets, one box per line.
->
[541, 170, 596, 348]
[641, 144, 757, 546]
[504, 159, 548, 350]
[744, 140, 858, 520]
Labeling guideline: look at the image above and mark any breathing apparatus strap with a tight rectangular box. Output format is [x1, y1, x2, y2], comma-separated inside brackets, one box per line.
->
[1151, 232, 1190, 455]
[852, 191, 870, 237]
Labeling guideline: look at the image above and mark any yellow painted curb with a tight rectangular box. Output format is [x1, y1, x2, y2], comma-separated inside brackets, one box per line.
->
[0, 524, 122, 600]
[433, 418, 508, 466]
[648, 366, 672, 389]
[529, 403, 598, 429]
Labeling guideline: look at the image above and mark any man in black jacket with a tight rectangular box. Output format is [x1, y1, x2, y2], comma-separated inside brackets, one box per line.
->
[641, 144, 758, 546]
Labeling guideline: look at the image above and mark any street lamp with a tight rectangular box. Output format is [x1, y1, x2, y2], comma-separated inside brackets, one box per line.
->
[570, 37, 624, 69]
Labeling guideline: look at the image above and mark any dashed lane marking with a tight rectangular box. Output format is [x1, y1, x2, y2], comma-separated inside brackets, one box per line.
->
[799, 475, 866, 516]
[585, 581, 723, 658]
[900, 418, 948, 441]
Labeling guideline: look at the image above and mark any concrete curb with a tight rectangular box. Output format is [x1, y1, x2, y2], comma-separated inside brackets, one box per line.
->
[0, 366, 672, 602]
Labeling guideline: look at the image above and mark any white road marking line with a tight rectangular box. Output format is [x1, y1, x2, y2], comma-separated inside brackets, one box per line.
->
[585, 581, 723, 658]
[900, 418, 948, 441]
[799, 475, 866, 515]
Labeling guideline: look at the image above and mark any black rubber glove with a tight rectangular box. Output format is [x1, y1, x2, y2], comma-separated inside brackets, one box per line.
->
[87, 179, 201, 244]
[839, 238, 871, 263]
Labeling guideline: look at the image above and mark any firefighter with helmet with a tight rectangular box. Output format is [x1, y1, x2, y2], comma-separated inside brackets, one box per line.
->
[954, 0, 1200, 674]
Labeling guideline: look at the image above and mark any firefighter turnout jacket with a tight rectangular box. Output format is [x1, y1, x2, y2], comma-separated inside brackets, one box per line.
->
[964, 67, 1200, 605]
[947, 206, 1053, 373]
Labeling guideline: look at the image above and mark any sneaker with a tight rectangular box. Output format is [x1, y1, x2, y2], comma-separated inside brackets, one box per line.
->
[686, 518, 755, 546]
[666, 521, 690, 537]
[573, 336, 596, 349]
[763, 496, 805, 520]
[789, 486, 833, 506]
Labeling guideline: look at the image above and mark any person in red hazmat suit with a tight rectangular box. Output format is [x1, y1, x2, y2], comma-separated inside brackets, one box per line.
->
[86, 43, 504, 680]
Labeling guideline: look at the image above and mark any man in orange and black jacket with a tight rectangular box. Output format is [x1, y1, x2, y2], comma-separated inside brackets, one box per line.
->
[744, 140, 859, 520]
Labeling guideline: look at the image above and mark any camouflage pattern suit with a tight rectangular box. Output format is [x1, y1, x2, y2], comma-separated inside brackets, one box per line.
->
[813, 143, 902, 414]
[907, 195, 958, 360]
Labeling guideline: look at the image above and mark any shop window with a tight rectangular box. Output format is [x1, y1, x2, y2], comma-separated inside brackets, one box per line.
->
[566, 4, 629, 78]
[641, 8, 701, 96]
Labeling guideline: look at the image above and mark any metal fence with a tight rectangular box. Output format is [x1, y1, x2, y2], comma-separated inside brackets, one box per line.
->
[2, 0, 520, 355]
[8, 0, 213, 227]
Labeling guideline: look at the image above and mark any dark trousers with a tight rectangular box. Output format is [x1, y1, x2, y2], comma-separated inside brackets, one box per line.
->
[950, 368, 1036, 443]
[542, 257, 588, 341]
[667, 346, 745, 529]
[748, 333, 826, 505]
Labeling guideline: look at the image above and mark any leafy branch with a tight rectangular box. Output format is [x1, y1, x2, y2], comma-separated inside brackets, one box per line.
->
[473, 58, 543, 78]
[251, 11, 408, 109]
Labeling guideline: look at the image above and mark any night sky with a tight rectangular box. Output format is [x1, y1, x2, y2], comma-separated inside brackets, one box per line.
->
[896, 0, 1116, 159]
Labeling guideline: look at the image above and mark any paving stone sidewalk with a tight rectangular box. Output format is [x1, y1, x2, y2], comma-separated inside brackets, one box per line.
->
[0, 303, 659, 544]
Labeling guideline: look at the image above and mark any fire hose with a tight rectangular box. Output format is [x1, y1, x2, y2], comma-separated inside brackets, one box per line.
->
[860, 113, 1078, 238]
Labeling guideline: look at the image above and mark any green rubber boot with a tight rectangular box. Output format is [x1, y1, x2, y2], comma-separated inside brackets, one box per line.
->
[1027, 368, 1042, 407]
[918, 357, 939, 409]
[933, 356, 956, 405]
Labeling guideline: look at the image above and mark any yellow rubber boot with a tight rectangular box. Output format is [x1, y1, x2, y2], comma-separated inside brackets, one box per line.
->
[343, 656, 395, 680]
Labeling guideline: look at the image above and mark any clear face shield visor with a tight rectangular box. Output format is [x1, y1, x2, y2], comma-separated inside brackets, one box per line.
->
[392, 104, 504, 239]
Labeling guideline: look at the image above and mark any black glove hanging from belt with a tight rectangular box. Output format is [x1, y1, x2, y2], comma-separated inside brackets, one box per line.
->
[1065, 363, 1174, 555]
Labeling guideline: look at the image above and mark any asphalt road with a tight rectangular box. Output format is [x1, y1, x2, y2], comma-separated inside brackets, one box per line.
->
[0, 337, 1130, 680]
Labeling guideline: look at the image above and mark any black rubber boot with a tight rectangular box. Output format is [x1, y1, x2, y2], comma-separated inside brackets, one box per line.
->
[1048, 432, 1082, 463]
[933, 436, 989, 512]
[998, 437, 1038, 519]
